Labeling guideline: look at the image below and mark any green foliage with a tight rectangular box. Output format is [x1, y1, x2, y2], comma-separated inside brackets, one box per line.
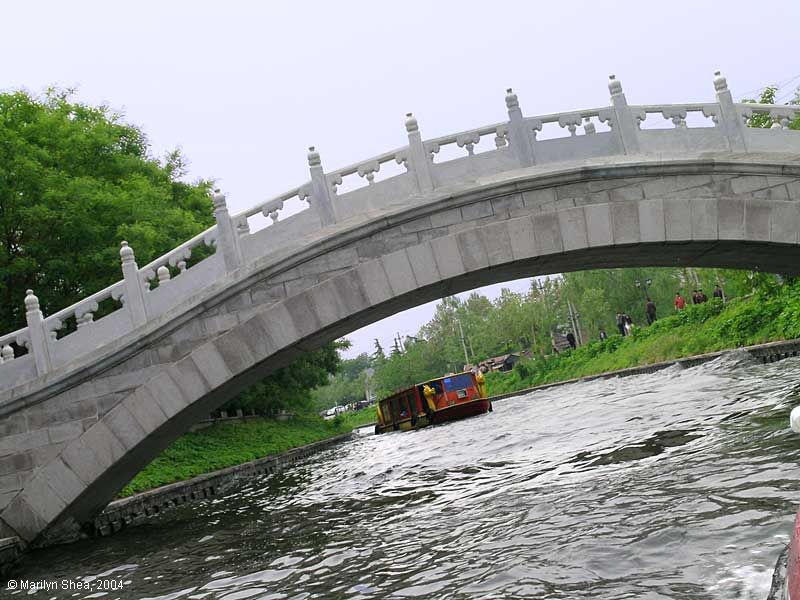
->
[742, 85, 800, 130]
[0, 89, 214, 332]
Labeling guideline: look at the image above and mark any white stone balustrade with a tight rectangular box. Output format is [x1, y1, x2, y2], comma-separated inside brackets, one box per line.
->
[1, 70, 799, 392]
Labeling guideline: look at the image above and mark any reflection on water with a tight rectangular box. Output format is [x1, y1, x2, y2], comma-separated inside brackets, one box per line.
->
[7, 352, 800, 599]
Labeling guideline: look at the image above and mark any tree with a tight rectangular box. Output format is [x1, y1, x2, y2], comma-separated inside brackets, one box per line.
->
[0, 89, 215, 333]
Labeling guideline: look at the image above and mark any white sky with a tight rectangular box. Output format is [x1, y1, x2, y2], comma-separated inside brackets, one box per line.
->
[4, 0, 799, 358]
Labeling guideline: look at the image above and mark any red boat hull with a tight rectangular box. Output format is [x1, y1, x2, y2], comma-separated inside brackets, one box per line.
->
[429, 398, 491, 424]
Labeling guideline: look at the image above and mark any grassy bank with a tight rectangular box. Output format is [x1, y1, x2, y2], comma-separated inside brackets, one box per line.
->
[121, 408, 377, 497]
[485, 280, 800, 395]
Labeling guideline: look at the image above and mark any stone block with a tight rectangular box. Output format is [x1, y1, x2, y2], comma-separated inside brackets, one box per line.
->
[718, 197, 745, 240]
[533, 213, 563, 255]
[0, 453, 33, 477]
[30, 443, 66, 467]
[555, 182, 590, 201]
[745, 199, 771, 242]
[331, 269, 369, 316]
[79, 421, 127, 466]
[786, 180, 800, 200]
[608, 184, 644, 202]
[234, 312, 275, 360]
[168, 359, 212, 405]
[770, 201, 800, 244]
[259, 302, 301, 352]
[480, 222, 514, 266]
[407, 243, 441, 287]
[430, 235, 466, 280]
[61, 437, 108, 486]
[558, 207, 589, 251]
[522, 187, 556, 209]
[1, 494, 48, 543]
[284, 275, 320, 299]
[690, 199, 718, 240]
[507, 215, 536, 260]
[399, 216, 431, 234]
[284, 292, 322, 339]
[41, 457, 85, 507]
[306, 278, 345, 327]
[19, 474, 67, 525]
[103, 404, 147, 451]
[731, 175, 769, 195]
[47, 422, 84, 446]
[611, 203, 640, 245]
[430, 207, 462, 229]
[0, 474, 20, 495]
[123, 387, 168, 435]
[584, 204, 614, 247]
[0, 414, 27, 439]
[188, 342, 234, 390]
[0, 429, 47, 457]
[636, 198, 665, 244]
[753, 185, 790, 200]
[461, 200, 493, 222]
[491, 193, 525, 217]
[382, 249, 417, 296]
[356, 259, 393, 306]
[663, 199, 692, 241]
[456, 227, 490, 271]
[144, 371, 190, 420]
[250, 281, 286, 305]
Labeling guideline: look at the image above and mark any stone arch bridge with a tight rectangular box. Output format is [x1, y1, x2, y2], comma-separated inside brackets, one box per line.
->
[1, 72, 800, 547]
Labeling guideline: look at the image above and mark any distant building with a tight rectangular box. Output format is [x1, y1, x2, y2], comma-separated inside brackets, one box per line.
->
[476, 353, 521, 373]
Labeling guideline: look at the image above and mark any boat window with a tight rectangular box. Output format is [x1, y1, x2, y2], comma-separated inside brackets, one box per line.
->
[443, 374, 474, 392]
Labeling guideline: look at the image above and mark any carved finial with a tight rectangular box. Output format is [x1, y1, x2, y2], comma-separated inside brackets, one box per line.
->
[608, 75, 623, 97]
[120, 240, 135, 264]
[505, 88, 519, 110]
[405, 112, 418, 133]
[24, 289, 39, 312]
[307, 146, 321, 167]
[583, 117, 596, 134]
[157, 266, 171, 284]
[212, 189, 227, 210]
[1, 345, 13, 362]
[713, 70, 728, 93]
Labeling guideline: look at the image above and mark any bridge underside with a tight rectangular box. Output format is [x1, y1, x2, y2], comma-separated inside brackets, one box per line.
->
[3, 157, 800, 547]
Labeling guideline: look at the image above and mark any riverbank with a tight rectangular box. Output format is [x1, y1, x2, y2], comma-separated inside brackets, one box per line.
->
[121, 410, 375, 497]
[485, 286, 800, 395]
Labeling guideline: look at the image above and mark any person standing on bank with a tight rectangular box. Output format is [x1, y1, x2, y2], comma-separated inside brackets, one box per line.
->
[645, 297, 657, 325]
[713, 285, 724, 301]
[566, 332, 577, 349]
[599, 328, 608, 341]
[616, 312, 626, 336]
[674, 292, 686, 311]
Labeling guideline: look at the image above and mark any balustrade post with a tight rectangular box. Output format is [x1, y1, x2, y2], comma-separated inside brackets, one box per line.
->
[24, 290, 52, 375]
[306, 147, 337, 226]
[607, 75, 640, 154]
[713, 71, 747, 152]
[404, 113, 434, 193]
[120, 241, 148, 327]
[212, 190, 243, 270]
[505, 89, 535, 167]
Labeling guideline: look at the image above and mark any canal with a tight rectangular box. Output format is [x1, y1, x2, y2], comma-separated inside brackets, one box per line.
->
[7, 352, 800, 599]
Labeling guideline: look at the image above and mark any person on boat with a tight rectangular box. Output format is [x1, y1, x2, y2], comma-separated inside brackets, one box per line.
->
[645, 297, 657, 325]
[674, 292, 686, 311]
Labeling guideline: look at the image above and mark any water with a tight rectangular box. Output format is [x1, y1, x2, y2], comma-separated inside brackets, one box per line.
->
[7, 352, 800, 599]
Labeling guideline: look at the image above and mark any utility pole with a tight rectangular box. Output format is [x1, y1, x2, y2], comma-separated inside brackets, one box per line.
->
[456, 319, 469, 366]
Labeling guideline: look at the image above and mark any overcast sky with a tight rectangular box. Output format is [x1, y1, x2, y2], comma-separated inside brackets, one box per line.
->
[4, 1, 799, 358]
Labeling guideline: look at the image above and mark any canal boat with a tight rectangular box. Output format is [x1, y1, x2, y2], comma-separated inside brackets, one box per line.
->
[374, 371, 491, 434]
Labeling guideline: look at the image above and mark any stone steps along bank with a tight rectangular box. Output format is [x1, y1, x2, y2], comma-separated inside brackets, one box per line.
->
[0, 432, 353, 578]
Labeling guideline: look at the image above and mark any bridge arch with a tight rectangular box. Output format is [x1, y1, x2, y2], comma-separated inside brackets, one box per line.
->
[2, 155, 800, 545]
